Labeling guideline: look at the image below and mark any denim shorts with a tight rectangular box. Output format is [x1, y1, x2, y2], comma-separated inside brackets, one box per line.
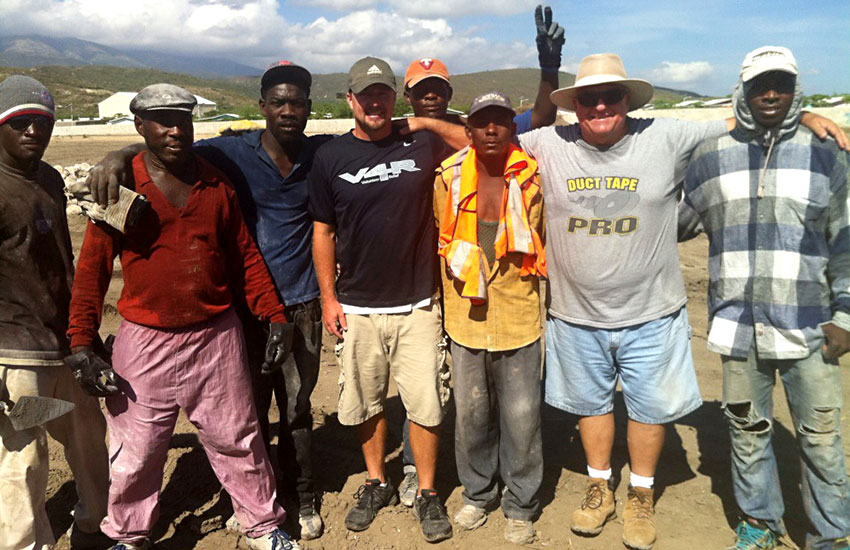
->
[544, 306, 702, 424]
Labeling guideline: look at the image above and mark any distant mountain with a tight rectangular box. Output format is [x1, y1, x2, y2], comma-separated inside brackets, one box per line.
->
[309, 69, 698, 106]
[0, 35, 262, 78]
[0, 61, 701, 119]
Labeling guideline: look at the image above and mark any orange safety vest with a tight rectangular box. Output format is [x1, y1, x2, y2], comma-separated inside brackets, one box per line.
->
[437, 144, 546, 304]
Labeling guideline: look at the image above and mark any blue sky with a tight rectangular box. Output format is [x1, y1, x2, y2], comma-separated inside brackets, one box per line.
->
[2, 0, 848, 96]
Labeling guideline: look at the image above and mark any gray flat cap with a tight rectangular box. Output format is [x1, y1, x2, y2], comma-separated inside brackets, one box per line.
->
[130, 83, 197, 115]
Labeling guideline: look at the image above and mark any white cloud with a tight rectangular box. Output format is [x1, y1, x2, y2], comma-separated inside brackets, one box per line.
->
[292, 0, 538, 17]
[647, 61, 714, 84]
[0, 1, 539, 75]
[273, 9, 535, 74]
[0, 0, 286, 55]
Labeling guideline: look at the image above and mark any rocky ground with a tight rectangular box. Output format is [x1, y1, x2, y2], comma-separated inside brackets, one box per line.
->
[40, 136, 850, 550]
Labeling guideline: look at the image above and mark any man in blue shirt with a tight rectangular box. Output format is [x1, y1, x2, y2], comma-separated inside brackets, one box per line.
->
[87, 61, 330, 541]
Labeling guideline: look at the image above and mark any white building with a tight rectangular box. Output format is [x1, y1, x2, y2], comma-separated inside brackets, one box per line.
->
[702, 97, 732, 107]
[98, 91, 217, 119]
[97, 92, 136, 119]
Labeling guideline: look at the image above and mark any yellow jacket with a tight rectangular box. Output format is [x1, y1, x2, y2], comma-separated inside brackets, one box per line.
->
[434, 144, 545, 351]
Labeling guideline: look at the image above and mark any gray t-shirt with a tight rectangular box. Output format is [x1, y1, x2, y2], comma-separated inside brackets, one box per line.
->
[519, 117, 726, 328]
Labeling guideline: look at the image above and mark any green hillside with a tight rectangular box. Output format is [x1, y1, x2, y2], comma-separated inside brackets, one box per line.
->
[0, 65, 695, 119]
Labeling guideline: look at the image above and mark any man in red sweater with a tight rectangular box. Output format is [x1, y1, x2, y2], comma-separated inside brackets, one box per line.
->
[67, 84, 299, 550]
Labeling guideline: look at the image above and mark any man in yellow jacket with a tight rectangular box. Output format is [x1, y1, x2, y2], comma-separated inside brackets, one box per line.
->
[434, 91, 546, 545]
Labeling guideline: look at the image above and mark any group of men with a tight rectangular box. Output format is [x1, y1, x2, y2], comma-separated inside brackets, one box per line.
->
[1, 4, 849, 550]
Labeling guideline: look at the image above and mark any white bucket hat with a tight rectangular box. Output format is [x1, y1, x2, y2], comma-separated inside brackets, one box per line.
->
[550, 53, 654, 112]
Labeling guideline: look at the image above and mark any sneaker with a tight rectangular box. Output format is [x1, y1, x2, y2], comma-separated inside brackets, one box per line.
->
[414, 489, 453, 543]
[623, 485, 656, 550]
[454, 504, 487, 530]
[731, 519, 777, 550]
[68, 523, 114, 549]
[345, 478, 399, 532]
[504, 519, 535, 545]
[570, 477, 616, 535]
[833, 536, 850, 550]
[298, 504, 324, 540]
[109, 541, 152, 550]
[399, 466, 419, 508]
[245, 528, 301, 550]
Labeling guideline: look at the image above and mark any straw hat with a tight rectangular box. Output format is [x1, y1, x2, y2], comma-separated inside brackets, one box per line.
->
[550, 53, 654, 112]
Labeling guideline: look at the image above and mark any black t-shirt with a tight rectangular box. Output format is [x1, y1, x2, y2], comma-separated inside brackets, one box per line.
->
[309, 128, 452, 307]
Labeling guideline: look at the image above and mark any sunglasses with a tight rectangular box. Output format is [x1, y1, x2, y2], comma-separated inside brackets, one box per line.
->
[6, 115, 53, 132]
[576, 88, 626, 108]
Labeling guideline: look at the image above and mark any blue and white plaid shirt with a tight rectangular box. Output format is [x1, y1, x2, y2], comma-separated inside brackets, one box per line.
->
[683, 127, 850, 359]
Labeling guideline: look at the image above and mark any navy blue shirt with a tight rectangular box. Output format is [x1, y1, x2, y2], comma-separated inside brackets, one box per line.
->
[194, 130, 333, 306]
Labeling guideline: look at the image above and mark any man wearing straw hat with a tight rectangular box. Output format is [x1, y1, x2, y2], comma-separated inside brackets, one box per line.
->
[515, 53, 847, 550]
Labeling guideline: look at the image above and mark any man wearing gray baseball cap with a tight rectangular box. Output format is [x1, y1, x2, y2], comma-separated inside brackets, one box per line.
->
[310, 56, 465, 543]
[68, 83, 300, 550]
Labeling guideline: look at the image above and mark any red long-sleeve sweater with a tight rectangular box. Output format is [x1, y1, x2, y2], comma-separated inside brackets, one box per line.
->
[68, 152, 286, 348]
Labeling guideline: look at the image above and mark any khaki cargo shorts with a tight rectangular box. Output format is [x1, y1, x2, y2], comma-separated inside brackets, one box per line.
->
[335, 301, 450, 427]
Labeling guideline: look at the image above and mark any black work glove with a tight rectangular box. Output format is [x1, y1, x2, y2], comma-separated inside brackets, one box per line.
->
[261, 322, 295, 374]
[65, 348, 119, 397]
[535, 5, 565, 71]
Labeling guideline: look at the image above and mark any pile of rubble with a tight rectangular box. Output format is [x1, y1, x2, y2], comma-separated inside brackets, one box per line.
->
[56, 163, 92, 217]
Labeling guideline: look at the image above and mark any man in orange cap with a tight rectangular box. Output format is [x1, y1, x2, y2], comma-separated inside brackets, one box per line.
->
[403, 5, 563, 134]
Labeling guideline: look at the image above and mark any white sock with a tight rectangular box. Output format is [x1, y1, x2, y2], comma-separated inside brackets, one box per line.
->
[587, 466, 612, 480]
[630, 472, 654, 489]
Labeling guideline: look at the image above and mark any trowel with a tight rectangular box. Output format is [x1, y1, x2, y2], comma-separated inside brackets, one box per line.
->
[0, 381, 75, 431]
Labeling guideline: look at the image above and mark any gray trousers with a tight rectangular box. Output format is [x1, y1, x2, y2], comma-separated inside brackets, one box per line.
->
[451, 339, 543, 520]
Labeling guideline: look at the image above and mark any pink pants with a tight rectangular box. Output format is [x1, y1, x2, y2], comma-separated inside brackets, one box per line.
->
[101, 309, 285, 543]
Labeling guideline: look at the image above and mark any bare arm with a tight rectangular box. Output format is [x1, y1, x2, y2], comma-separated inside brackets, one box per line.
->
[313, 221, 347, 338]
[399, 117, 469, 150]
[87, 143, 145, 206]
[529, 69, 559, 130]
[801, 111, 849, 151]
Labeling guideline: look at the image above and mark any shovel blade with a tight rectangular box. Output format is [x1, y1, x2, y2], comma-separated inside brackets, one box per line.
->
[5, 396, 75, 431]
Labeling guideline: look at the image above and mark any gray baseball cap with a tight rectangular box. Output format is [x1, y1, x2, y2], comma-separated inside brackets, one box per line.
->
[348, 57, 396, 94]
[130, 83, 197, 115]
[468, 91, 515, 118]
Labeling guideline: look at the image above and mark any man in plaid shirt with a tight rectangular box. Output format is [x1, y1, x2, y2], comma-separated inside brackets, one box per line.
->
[683, 46, 850, 550]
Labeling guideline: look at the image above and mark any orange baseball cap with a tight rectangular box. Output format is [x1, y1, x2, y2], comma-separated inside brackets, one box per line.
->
[404, 58, 451, 89]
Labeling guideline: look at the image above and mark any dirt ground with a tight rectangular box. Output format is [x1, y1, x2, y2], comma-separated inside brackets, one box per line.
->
[40, 137, 850, 550]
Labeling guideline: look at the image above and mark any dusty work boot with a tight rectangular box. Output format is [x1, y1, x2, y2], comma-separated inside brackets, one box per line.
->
[414, 489, 453, 543]
[399, 465, 419, 507]
[570, 477, 616, 535]
[504, 519, 535, 545]
[245, 528, 301, 550]
[622, 485, 656, 550]
[454, 504, 487, 530]
[345, 478, 399, 531]
[298, 503, 324, 540]
[731, 519, 777, 550]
